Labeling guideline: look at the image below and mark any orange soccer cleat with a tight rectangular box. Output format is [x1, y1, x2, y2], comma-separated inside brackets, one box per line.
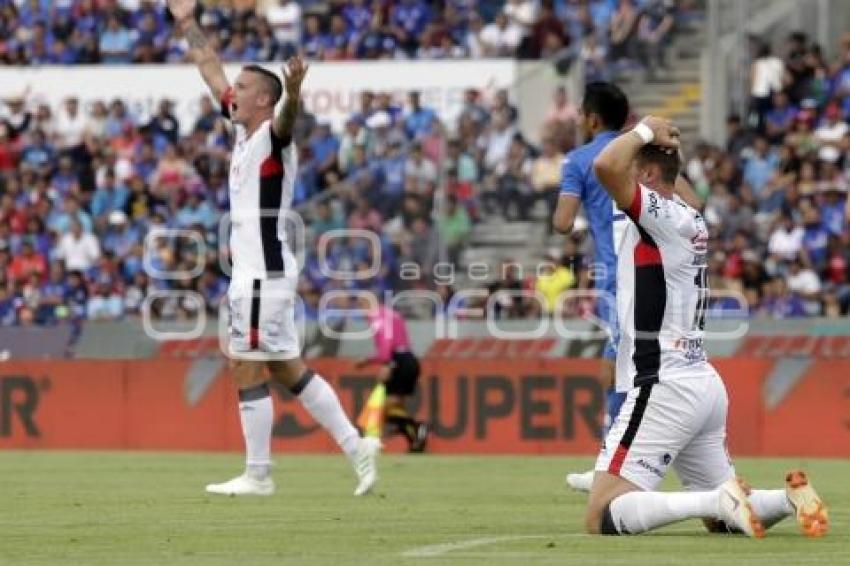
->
[785, 470, 829, 538]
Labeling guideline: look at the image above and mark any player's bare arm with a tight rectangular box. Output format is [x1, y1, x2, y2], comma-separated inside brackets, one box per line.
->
[552, 194, 581, 234]
[593, 116, 680, 210]
[168, 0, 230, 102]
[273, 56, 309, 144]
[673, 173, 703, 211]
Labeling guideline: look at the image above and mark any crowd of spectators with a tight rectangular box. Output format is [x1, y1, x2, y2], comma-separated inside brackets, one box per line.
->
[275, 84, 590, 321]
[0, 0, 692, 79]
[0, 50, 590, 328]
[2, 3, 847, 331]
[703, 30, 850, 318]
[480, 30, 850, 321]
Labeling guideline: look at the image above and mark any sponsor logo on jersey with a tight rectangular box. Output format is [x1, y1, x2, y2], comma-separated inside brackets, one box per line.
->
[648, 191, 660, 217]
[674, 337, 707, 363]
[691, 252, 708, 266]
[636, 458, 665, 478]
[691, 216, 709, 253]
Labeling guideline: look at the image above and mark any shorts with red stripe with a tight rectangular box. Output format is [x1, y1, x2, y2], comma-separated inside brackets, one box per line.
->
[594, 365, 736, 491]
[226, 276, 300, 361]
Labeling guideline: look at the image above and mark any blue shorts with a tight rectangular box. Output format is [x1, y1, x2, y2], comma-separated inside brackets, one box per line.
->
[595, 285, 618, 361]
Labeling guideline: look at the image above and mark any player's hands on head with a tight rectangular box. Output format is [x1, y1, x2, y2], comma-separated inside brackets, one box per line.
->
[641, 116, 680, 151]
[167, 0, 196, 23]
[283, 56, 309, 99]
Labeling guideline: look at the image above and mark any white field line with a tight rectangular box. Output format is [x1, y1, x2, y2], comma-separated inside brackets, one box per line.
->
[402, 534, 589, 558]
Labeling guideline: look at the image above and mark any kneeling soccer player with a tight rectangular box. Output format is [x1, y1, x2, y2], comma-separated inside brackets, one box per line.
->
[583, 116, 828, 537]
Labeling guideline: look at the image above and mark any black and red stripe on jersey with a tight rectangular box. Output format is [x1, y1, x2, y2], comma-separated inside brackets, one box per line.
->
[221, 82, 296, 280]
[220, 87, 234, 119]
[259, 128, 287, 277]
[625, 185, 665, 388]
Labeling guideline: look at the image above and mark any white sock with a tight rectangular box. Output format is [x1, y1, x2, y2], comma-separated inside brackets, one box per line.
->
[295, 371, 361, 458]
[608, 490, 719, 534]
[749, 489, 793, 529]
[238, 384, 273, 480]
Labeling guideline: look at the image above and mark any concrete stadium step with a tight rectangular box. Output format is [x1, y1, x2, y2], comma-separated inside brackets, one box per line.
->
[624, 91, 701, 155]
[630, 99, 701, 118]
[628, 96, 700, 110]
[459, 248, 545, 271]
[462, 244, 527, 263]
[455, 253, 548, 288]
[460, 219, 552, 288]
[664, 68, 701, 81]
[622, 81, 696, 96]
[655, 60, 701, 74]
[675, 40, 705, 59]
[469, 221, 546, 246]
[462, 249, 548, 284]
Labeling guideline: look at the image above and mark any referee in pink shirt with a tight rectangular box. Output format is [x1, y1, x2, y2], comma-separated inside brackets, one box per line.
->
[355, 296, 429, 452]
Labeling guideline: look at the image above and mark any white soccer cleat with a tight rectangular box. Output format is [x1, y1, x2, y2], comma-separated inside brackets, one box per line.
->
[352, 436, 381, 496]
[205, 474, 275, 496]
[565, 470, 595, 492]
[717, 477, 764, 538]
[785, 470, 828, 538]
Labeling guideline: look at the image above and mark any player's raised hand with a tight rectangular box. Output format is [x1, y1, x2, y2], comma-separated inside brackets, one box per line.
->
[167, 0, 196, 23]
[282, 56, 309, 99]
[641, 116, 680, 151]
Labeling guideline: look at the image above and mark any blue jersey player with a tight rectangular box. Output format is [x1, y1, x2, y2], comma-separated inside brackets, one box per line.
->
[554, 82, 631, 492]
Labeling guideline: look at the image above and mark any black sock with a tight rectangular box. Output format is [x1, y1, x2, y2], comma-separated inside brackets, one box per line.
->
[600, 503, 623, 535]
[385, 406, 418, 444]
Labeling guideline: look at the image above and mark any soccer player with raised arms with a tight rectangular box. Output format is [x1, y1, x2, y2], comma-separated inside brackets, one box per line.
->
[583, 115, 828, 538]
[168, 0, 379, 497]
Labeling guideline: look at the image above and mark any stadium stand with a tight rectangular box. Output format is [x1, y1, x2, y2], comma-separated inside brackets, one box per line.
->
[0, 0, 700, 70]
[0, 0, 847, 336]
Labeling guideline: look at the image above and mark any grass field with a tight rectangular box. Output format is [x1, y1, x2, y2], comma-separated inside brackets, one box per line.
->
[1, 452, 847, 565]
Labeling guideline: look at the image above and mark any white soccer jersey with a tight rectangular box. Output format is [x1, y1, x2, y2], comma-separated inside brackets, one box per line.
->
[615, 183, 711, 392]
[611, 199, 630, 251]
[222, 90, 298, 281]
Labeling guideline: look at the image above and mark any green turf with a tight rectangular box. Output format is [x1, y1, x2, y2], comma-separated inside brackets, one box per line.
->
[0, 452, 847, 565]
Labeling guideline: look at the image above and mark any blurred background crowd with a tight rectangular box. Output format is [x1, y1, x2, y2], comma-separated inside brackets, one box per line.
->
[0, 0, 848, 332]
[698, 30, 850, 318]
[0, 0, 691, 80]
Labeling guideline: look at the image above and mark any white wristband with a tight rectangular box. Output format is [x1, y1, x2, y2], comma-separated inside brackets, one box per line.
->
[632, 122, 655, 145]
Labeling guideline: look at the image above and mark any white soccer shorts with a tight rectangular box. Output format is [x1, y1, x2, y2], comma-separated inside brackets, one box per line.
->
[595, 366, 736, 491]
[226, 276, 300, 360]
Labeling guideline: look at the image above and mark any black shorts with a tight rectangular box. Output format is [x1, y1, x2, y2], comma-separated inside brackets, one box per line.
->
[386, 351, 420, 396]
